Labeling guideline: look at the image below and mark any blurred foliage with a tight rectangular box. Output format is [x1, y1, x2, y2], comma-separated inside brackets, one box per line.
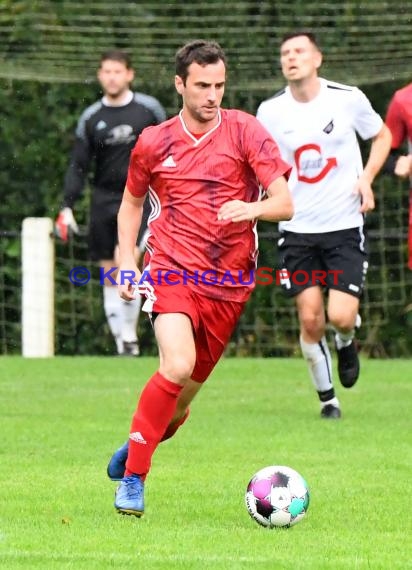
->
[0, 2, 411, 356]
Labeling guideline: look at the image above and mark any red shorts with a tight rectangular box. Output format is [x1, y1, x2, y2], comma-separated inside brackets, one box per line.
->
[141, 282, 246, 382]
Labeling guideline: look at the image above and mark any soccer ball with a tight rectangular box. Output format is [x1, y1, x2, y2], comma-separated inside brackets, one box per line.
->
[245, 465, 310, 528]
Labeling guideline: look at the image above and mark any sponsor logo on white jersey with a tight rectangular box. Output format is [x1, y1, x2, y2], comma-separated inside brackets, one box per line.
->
[323, 119, 334, 134]
[295, 143, 337, 183]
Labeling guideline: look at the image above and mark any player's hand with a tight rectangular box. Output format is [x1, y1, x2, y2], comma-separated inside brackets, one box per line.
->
[217, 200, 257, 222]
[55, 207, 79, 241]
[394, 155, 412, 178]
[117, 263, 140, 301]
[353, 177, 375, 214]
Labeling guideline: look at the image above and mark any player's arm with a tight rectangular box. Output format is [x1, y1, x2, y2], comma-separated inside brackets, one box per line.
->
[62, 136, 92, 208]
[56, 134, 92, 241]
[393, 154, 412, 178]
[217, 175, 293, 223]
[355, 123, 392, 213]
[384, 150, 412, 178]
[117, 186, 146, 300]
[383, 93, 411, 178]
[257, 177, 294, 221]
[134, 92, 167, 124]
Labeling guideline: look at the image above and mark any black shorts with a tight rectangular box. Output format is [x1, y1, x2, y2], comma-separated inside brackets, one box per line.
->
[277, 227, 369, 298]
[88, 191, 150, 261]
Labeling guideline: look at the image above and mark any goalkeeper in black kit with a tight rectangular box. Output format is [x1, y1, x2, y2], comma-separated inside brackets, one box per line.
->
[56, 50, 166, 355]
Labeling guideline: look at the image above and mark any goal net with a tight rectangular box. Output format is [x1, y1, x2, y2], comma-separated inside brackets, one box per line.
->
[1, 2, 411, 90]
[1, 177, 410, 357]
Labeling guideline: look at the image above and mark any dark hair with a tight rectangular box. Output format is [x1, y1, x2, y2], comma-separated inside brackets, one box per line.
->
[175, 40, 226, 84]
[99, 50, 133, 69]
[280, 32, 321, 51]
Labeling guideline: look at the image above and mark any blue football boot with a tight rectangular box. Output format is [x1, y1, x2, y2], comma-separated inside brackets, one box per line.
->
[107, 441, 129, 481]
[114, 475, 144, 517]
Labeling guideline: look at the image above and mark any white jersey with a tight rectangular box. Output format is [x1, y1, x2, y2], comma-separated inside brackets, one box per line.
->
[257, 78, 383, 233]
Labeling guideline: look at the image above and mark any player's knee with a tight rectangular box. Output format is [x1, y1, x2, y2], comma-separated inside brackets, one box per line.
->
[300, 313, 324, 338]
[160, 356, 195, 384]
[328, 309, 357, 332]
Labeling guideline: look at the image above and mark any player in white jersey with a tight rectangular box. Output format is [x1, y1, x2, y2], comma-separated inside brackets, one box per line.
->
[257, 32, 392, 419]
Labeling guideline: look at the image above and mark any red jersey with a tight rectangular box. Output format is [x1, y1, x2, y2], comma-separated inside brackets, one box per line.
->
[385, 83, 412, 151]
[126, 108, 290, 301]
[385, 83, 412, 270]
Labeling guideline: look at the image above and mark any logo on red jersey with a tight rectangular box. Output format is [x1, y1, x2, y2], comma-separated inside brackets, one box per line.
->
[295, 143, 337, 183]
[162, 155, 176, 167]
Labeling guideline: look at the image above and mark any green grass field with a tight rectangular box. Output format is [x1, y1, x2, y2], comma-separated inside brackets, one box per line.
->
[0, 356, 411, 569]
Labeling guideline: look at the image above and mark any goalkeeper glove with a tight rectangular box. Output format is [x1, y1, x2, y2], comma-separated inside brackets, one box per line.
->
[55, 207, 79, 242]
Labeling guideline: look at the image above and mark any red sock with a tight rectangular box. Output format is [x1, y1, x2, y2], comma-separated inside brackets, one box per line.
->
[125, 371, 183, 479]
[161, 407, 190, 442]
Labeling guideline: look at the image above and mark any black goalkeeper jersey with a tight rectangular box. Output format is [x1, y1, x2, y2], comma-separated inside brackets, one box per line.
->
[63, 91, 166, 208]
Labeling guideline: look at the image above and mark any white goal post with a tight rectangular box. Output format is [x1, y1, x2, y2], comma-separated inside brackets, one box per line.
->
[21, 217, 54, 357]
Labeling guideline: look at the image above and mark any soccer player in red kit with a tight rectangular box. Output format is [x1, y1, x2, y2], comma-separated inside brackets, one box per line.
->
[385, 82, 412, 269]
[108, 40, 293, 517]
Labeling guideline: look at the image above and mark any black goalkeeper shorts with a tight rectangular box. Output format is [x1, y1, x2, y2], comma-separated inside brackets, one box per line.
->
[88, 191, 150, 261]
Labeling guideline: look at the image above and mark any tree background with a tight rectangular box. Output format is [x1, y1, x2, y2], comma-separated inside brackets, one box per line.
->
[0, 1, 411, 356]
